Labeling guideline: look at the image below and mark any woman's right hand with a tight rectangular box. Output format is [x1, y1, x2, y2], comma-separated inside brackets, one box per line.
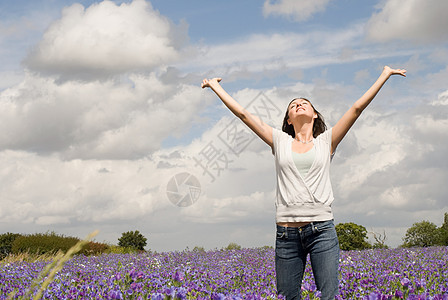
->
[200, 76, 273, 148]
[201, 77, 222, 89]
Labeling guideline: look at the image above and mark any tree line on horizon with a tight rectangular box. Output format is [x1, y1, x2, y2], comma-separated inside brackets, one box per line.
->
[0, 230, 147, 260]
[336, 212, 448, 250]
[1, 213, 447, 257]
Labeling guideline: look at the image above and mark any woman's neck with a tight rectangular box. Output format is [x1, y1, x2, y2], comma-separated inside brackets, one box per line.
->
[293, 122, 313, 142]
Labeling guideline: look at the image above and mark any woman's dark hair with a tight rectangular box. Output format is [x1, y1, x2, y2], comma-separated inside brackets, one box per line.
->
[281, 98, 327, 138]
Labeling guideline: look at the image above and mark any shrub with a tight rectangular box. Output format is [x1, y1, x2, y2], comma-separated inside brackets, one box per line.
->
[192, 246, 206, 252]
[81, 241, 109, 255]
[118, 230, 147, 251]
[11, 232, 80, 255]
[106, 245, 139, 254]
[0, 232, 22, 259]
[224, 242, 242, 251]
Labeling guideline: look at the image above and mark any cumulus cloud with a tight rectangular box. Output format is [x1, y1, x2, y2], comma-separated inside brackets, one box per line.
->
[0, 150, 169, 225]
[2, 74, 447, 249]
[432, 90, 448, 106]
[181, 191, 274, 224]
[366, 0, 448, 43]
[0, 105, 279, 249]
[2, 0, 447, 251]
[330, 87, 448, 245]
[263, 0, 332, 22]
[0, 72, 208, 159]
[24, 0, 187, 80]
[333, 110, 411, 200]
[186, 26, 367, 78]
[183, 82, 448, 248]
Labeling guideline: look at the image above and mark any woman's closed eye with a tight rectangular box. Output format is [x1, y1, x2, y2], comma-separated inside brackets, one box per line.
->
[290, 102, 308, 110]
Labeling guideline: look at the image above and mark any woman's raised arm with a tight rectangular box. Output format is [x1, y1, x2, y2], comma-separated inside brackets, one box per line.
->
[331, 66, 406, 153]
[202, 78, 273, 148]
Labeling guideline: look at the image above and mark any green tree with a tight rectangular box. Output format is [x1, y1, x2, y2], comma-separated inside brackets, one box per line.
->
[439, 213, 448, 246]
[224, 242, 241, 251]
[402, 220, 441, 248]
[335, 222, 371, 250]
[118, 230, 147, 251]
[0, 232, 22, 259]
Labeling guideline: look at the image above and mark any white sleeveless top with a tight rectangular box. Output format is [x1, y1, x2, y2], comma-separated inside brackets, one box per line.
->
[272, 128, 335, 223]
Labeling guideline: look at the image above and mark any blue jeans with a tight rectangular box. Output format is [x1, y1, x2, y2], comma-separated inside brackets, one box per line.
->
[275, 220, 339, 300]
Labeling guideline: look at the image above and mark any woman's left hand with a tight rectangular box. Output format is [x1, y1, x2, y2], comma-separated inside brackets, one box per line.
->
[383, 66, 406, 77]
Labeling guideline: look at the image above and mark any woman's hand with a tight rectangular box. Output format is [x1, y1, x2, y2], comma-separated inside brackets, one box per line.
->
[201, 77, 222, 89]
[331, 65, 406, 153]
[200, 76, 273, 147]
[383, 66, 406, 77]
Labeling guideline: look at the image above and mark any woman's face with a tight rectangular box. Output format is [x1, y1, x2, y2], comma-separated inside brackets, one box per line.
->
[287, 98, 316, 124]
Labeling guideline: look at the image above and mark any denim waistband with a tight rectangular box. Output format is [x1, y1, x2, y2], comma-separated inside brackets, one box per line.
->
[276, 220, 333, 231]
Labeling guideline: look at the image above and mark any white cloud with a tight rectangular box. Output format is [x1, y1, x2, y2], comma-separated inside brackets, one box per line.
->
[1, 75, 447, 249]
[1, 0, 447, 251]
[0, 71, 24, 90]
[0, 150, 168, 225]
[331, 88, 448, 239]
[379, 186, 411, 208]
[0, 72, 208, 159]
[414, 114, 448, 136]
[431, 90, 448, 106]
[366, 0, 448, 43]
[187, 26, 368, 78]
[263, 0, 332, 22]
[184, 24, 418, 82]
[181, 191, 274, 224]
[24, 0, 186, 80]
[334, 113, 410, 199]
[186, 82, 448, 248]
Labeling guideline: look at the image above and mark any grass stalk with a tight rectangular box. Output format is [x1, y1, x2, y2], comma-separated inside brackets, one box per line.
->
[7, 230, 98, 300]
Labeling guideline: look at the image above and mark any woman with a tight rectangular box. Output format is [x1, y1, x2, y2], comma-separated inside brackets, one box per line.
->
[201, 66, 406, 300]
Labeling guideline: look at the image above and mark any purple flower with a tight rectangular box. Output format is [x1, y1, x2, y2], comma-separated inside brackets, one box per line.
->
[173, 269, 184, 282]
[401, 277, 411, 288]
[2, 246, 448, 300]
[416, 278, 426, 289]
[129, 268, 144, 280]
[163, 286, 176, 297]
[302, 281, 313, 291]
[151, 293, 164, 300]
[108, 290, 123, 300]
[211, 292, 226, 300]
[365, 292, 380, 300]
[175, 287, 187, 299]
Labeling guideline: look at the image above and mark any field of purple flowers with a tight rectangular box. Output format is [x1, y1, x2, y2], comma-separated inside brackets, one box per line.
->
[1, 246, 448, 299]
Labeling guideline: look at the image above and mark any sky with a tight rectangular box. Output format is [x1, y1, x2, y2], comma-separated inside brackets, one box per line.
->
[0, 0, 447, 252]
